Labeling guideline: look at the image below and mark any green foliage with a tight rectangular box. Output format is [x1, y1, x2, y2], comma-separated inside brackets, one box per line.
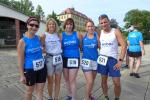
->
[0, 0, 10, 5]
[47, 11, 61, 26]
[0, 0, 43, 17]
[35, 5, 45, 20]
[9, 0, 35, 16]
[124, 9, 150, 40]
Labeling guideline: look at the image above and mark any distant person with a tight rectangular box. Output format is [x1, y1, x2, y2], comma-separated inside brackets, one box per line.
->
[81, 20, 100, 100]
[97, 14, 126, 100]
[127, 25, 145, 78]
[41, 18, 63, 100]
[124, 26, 134, 68]
[60, 18, 82, 100]
[17, 17, 47, 100]
[123, 42, 129, 68]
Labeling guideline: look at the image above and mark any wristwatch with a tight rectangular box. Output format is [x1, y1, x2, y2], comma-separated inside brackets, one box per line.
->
[119, 58, 123, 62]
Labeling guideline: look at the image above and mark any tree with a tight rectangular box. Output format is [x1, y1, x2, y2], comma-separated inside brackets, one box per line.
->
[35, 5, 45, 20]
[0, 0, 10, 5]
[19, 0, 34, 16]
[1, 0, 35, 16]
[124, 9, 150, 39]
[47, 11, 61, 26]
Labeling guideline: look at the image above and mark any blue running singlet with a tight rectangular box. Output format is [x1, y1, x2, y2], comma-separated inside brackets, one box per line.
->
[23, 35, 43, 69]
[62, 31, 80, 58]
[82, 32, 98, 61]
[128, 31, 143, 52]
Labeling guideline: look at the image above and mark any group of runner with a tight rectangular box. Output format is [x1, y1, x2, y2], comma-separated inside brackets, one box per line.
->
[17, 14, 144, 100]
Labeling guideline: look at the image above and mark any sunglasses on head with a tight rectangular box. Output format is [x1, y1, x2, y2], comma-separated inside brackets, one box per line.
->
[29, 24, 39, 28]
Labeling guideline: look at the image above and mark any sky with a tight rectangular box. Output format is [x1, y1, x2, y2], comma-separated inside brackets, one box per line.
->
[31, 0, 150, 27]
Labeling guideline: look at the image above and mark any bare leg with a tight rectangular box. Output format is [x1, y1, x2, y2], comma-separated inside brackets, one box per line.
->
[101, 75, 108, 96]
[134, 57, 141, 73]
[112, 77, 121, 98]
[35, 83, 45, 100]
[126, 53, 129, 66]
[54, 73, 62, 100]
[25, 85, 34, 100]
[89, 71, 97, 96]
[129, 57, 135, 73]
[84, 71, 93, 100]
[69, 69, 79, 100]
[63, 68, 71, 97]
[47, 76, 54, 98]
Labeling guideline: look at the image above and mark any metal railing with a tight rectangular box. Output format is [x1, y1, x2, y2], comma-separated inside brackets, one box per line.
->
[144, 40, 150, 44]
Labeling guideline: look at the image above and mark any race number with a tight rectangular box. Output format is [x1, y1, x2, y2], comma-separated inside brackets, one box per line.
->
[33, 58, 44, 71]
[81, 59, 91, 68]
[97, 55, 108, 66]
[53, 55, 62, 65]
[67, 58, 78, 67]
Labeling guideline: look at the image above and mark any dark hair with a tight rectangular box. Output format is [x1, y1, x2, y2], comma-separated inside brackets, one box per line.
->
[26, 16, 39, 25]
[63, 18, 75, 31]
[85, 19, 95, 26]
[99, 14, 109, 20]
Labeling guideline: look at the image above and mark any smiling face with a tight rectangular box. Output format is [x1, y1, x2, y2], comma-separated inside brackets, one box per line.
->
[99, 18, 110, 31]
[64, 18, 75, 33]
[27, 20, 39, 34]
[86, 21, 95, 34]
[65, 22, 74, 32]
[48, 20, 56, 33]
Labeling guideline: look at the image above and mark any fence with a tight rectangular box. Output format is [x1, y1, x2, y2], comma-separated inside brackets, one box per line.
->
[144, 40, 150, 44]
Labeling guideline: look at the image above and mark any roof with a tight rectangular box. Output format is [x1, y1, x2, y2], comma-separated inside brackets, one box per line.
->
[0, 3, 46, 23]
[59, 8, 89, 19]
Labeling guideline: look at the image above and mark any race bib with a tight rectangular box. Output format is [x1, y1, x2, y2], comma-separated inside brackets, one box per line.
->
[81, 59, 91, 68]
[53, 55, 62, 65]
[97, 55, 108, 66]
[67, 58, 78, 67]
[33, 58, 44, 71]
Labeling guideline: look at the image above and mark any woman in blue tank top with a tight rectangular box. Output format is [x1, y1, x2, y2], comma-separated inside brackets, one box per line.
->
[81, 20, 100, 100]
[17, 17, 46, 100]
[61, 18, 82, 100]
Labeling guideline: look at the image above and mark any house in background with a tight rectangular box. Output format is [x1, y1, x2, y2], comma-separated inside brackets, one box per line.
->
[0, 3, 45, 47]
[57, 8, 90, 32]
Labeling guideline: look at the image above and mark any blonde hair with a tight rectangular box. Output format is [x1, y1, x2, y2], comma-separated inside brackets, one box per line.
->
[45, 18, 59, 32]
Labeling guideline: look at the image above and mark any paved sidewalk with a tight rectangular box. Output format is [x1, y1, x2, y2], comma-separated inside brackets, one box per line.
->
[0, 45, 150, 100]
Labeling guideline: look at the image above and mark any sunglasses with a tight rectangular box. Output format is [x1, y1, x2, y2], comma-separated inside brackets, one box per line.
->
[29, 24, 39, 28]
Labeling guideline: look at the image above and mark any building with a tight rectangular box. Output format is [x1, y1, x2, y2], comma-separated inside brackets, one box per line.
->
[57, 8, 90, 32]
[0, 3, 45, 47]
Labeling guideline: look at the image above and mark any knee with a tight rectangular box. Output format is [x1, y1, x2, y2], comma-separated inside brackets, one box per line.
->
[26, 88, 34, 95]
[137, 60, 141, 65]
[114, 81, 121, 88]
[48, 80, 53, 86]
[101, 79, 107, 86]
[55, 80, 61, 86]
[69, 79, 75, 85]
[87, 80, 93, 86]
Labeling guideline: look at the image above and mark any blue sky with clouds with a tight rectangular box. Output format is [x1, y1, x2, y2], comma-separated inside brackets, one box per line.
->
[31, 0, 150, 27]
